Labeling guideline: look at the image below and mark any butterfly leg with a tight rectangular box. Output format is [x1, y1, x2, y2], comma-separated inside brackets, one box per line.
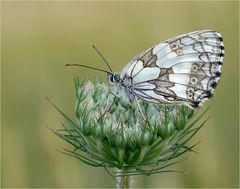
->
[109, 91, 147, 121]
[109, 91, 119, 98]
[136, 98, 147, 121]
[102, 92, 118, 115]
[106, 92, 114, 107]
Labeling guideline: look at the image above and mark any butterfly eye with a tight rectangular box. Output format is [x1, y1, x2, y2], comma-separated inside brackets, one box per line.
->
[109, 74, 114, 82]
[110, 76, 114, 82]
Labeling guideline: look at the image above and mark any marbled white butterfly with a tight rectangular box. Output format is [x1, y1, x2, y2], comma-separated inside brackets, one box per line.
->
[67, 30, 224, 108]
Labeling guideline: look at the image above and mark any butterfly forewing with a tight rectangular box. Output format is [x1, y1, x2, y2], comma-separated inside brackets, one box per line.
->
[120, 30, 224, 108]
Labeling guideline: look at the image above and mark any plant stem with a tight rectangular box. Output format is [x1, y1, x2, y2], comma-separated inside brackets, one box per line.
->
[116, 167, 131, 189]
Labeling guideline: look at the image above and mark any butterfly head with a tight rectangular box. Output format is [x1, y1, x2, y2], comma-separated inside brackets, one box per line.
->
[107, 73, 121, 86]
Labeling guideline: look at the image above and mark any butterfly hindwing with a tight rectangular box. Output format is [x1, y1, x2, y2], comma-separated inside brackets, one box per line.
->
[120, 30, 224, 108]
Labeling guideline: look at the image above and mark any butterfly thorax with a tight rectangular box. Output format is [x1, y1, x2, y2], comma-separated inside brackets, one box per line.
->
[107, 72, 135, 102]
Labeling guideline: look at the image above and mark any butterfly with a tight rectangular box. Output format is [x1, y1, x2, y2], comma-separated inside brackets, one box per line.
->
[67, 30, 224, 108]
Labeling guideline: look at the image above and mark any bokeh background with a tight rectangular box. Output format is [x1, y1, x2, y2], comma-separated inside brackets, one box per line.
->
[1, 1, 239, 188]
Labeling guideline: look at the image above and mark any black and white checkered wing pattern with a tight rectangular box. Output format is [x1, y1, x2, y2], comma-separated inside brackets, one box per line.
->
[121, 30, 224, 108]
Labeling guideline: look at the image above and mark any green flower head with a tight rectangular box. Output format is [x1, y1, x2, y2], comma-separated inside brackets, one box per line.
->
[51, 77, 207, 179]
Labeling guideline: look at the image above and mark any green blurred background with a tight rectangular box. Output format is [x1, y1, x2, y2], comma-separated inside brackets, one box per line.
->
[1, 1, 239, 188]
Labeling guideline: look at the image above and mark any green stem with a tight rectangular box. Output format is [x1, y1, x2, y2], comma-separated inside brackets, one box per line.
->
[116, 167, 131, 189]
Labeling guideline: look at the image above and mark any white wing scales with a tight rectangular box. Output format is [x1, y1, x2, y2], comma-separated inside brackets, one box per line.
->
[133, 66, 161, 83]
[120, 30, 224, 108]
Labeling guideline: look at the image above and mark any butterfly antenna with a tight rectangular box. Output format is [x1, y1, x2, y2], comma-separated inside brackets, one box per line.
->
[92, 45, 113, 72]
[65, 64, 110, 74]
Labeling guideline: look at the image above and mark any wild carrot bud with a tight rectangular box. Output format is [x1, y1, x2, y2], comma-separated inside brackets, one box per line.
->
[51, 77, 207, 183]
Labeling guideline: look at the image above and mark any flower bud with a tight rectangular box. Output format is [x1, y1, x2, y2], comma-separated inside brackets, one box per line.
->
[115, 130, 126, 148]
[53, 78, 207, 178]
[139, 130, 152, 146]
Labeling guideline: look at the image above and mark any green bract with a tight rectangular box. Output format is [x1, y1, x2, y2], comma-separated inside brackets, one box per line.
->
[51, 77, 208, 178]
